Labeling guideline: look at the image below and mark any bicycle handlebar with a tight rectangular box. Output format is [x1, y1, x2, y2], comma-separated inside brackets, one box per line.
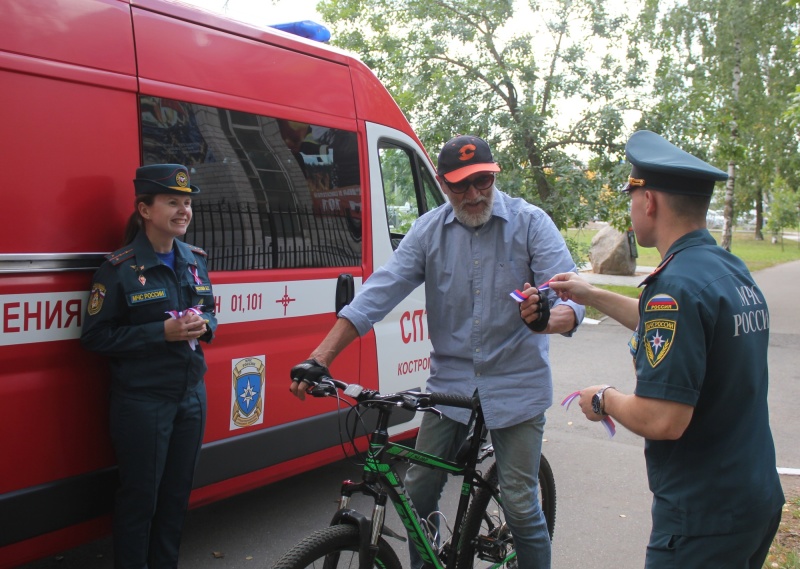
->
[306, 376, 478, 411]
[427, 391, 477, 410]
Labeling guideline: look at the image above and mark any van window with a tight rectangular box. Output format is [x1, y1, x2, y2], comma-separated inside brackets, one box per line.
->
[378, 142, 444, 250]
[140, 96, 362, 270]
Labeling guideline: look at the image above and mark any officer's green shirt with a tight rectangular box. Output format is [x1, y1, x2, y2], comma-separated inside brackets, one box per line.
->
[630, 229, 783, 536]
[81, 230, 217, 401]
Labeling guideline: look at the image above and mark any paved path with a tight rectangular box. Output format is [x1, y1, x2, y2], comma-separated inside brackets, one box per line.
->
[579, 265, 656, 287]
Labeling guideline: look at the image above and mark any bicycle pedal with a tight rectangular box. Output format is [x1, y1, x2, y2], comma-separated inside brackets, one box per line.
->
[474, 535, 507, 563]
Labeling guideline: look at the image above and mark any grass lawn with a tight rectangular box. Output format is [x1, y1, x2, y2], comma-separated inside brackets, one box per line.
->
[567, 226, 800, 320]
[582, 284, 640, 320]
[565, 227, 800, 272]
[767, 486, 800, 569]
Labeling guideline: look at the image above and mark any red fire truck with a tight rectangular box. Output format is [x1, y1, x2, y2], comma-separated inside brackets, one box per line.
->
[0, 0, 442, 565]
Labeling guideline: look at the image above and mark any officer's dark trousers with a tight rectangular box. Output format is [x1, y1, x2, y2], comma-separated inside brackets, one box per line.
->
[645, 506, 783, 569]
[110, 384, 206, 569]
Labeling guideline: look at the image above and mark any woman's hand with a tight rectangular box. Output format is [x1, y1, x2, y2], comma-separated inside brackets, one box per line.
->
[164, 311, 207, 342]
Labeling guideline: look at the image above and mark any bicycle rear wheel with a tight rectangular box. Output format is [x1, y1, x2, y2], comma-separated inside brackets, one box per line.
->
[271, 524, 402, 569]
[455, 455, 557, 569]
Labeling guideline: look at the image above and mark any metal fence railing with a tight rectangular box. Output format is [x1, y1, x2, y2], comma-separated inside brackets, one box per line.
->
[186, 202, 361, 271]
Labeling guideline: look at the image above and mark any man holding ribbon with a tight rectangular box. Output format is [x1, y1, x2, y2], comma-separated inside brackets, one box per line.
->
[81, 164, 217, 569]
[549, 131, 784, 568]
[289, 135, 584, 569]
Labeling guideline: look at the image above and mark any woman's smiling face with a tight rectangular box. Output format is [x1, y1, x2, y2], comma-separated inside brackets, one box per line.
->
[140, 193, 193, 241]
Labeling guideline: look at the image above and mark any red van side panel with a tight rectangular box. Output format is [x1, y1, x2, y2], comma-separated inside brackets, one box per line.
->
[132, 8, 357, 121]
[0, 0, 135, 76]
[0, 0, 138, 255]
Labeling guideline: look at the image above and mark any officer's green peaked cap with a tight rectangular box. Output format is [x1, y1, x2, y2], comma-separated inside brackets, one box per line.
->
[622, 130, 728, 197]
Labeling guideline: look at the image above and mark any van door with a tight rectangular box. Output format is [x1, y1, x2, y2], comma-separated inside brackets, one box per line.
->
[365, 122, 444, 413]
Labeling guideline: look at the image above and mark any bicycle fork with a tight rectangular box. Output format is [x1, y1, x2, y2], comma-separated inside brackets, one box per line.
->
[331, 483, 388, 569]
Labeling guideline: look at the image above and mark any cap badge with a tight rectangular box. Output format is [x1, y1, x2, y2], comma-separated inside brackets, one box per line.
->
[458, 144, 476, 162]
[175, 171, 189, 188]
[628, 177, 646, 187]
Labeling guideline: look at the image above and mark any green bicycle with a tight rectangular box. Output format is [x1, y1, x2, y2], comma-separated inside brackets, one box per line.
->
[272, 377, 556, 569]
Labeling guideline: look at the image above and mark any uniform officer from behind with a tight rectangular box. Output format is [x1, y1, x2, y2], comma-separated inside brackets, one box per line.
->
[289, 135, 585, 569]
[549, 131, 784, 568]
[81, 164, 217, 569]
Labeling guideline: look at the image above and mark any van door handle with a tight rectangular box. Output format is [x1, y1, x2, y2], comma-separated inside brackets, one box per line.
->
[335, 274, 354, 313]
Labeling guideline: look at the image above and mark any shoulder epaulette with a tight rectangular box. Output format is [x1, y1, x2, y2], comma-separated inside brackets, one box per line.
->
[187, 244, 208, 257]
[640, 253, 675, 287]
[106, 247, 136, 266]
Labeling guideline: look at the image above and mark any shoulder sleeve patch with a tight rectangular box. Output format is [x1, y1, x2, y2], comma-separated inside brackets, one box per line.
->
[87, 283, 107, 315]
[645, 294, 679, 312]
[642, 317, 676, 368]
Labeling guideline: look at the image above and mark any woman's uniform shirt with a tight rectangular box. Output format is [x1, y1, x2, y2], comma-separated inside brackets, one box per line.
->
[630, 229, 784, 536]
[81, 230, 217, 401]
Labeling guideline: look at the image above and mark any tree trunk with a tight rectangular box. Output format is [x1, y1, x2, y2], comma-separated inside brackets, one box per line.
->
[720, 37, 742, 252]
[755, 187, 764, 240]
[721, 162, 735, 251]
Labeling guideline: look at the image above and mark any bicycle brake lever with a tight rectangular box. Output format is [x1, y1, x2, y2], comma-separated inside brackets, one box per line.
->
[308, 383, 336, 397]
[427, 406, 443, 418]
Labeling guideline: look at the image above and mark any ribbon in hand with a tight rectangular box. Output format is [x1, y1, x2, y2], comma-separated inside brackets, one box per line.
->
[561, 391, 616, 438]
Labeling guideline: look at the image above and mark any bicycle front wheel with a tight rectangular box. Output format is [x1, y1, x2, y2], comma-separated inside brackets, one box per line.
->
[455, 455, 557, 569]
[271, 524, 402, 569]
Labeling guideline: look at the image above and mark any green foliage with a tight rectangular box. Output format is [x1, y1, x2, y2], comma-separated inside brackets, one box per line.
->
[561, 234, 590, 269]
[635, 0, 800, 242]
[317, 0, 645, 235]
[766, 183, 800, 237]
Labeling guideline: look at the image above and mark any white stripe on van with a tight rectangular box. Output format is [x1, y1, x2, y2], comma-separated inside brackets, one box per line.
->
[0, 278, 359, 346]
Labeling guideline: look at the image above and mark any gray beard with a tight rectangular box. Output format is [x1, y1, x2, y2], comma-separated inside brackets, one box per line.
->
[452, 190, 494, 227]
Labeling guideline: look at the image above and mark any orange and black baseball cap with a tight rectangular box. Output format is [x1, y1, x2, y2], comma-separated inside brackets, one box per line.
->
[437, 135, 500, 183]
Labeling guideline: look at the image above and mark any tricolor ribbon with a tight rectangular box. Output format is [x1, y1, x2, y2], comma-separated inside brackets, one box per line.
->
[165, 305, 204, 350]
[189, 265, 202, 285]
[560, 391, 616, 438]
[509, 281, 552, 303]
[510, 289, 528, 302]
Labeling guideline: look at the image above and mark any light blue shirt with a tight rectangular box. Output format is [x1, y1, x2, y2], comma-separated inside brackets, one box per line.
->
[339, 188, 584, 429]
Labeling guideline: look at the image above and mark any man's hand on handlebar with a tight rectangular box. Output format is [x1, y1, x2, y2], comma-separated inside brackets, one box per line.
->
[289, 358, 330, 401]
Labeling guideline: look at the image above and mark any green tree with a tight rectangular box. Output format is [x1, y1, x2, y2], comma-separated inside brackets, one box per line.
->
[788, 0, 800, 125]
[765, 181, 800, 250]
[635, 0, 800, 249]
[316, 0, 647, 231]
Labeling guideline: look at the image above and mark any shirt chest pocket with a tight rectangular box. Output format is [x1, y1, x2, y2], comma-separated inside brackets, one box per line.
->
[126, 288, 172, 324]
[189, 282, 213, 309]
[494, 260, 530, 302]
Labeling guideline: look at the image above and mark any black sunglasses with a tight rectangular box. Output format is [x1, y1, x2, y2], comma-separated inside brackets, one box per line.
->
[446, 173, 495, 194]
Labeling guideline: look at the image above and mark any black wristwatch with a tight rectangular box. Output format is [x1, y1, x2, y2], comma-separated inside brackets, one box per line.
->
[591, 385, 615, 416]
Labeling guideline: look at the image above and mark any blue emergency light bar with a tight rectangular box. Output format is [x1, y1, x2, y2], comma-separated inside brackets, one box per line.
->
[269, 20, 331, 43]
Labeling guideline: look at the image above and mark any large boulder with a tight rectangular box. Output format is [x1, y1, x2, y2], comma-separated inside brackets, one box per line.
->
[589, 226, 637, 275]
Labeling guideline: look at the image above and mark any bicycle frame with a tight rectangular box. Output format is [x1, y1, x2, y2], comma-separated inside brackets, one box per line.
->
[330, 398, 500, 569]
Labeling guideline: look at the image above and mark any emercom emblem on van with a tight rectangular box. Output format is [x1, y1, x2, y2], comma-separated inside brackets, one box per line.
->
[128, 289, 168, 305]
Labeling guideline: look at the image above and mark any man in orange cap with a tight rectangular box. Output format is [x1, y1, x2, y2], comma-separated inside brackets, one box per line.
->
[291, 135, 585, 569]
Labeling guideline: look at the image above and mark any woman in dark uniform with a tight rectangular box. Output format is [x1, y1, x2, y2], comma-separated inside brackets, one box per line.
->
[81, 164, 217, 569]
